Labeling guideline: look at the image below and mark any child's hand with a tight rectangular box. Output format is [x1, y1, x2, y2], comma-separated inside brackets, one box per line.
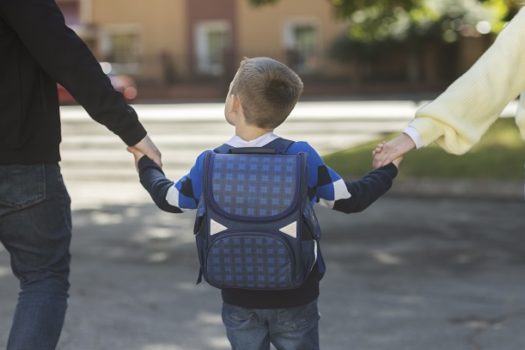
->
[127, 147, 145, 170]
[391, 156, 403, 169]
[373, 133, 415, 168]
[372, 142, 403, 169]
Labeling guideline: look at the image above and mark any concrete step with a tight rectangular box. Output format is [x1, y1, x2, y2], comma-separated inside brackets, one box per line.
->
[59, 133, 379, 181]
[60, 101, 423, 121]
[61, 167, 187, 182]
[60, 133, 379, 151]
[61, 119, 407, 139]
[57, 103, 402, 181]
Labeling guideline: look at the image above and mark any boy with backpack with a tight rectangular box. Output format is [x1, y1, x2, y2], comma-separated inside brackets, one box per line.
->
[128, 57, 401, 350]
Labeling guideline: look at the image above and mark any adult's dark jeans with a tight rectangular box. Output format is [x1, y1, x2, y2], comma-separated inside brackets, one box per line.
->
[0, 164, 72, 350]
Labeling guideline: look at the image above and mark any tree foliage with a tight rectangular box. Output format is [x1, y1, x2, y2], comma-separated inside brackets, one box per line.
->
[248, 0, 522, 65]
[248, 0, 522, 42]
[248, 0, 280, 7]
[346, 0, 516, 43]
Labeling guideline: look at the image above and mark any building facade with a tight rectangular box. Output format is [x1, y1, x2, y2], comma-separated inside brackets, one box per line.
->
[57, 0, 350, 84]
[56, 0, 492, 97]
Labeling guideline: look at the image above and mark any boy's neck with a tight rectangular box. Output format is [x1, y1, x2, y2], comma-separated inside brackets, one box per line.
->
[235, 123, 273, 142]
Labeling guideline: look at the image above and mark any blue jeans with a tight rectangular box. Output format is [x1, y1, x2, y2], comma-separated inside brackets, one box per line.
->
[0, 164, 72, 350]
[222, 299, 320, 350]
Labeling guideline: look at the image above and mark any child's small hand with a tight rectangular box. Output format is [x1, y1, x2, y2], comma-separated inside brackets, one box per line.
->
[372, 142, 403, 169]
[127, 147, 145, 170]
[391, 156, 403, 169]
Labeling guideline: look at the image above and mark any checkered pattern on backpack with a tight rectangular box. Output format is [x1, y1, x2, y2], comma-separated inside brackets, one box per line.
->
[211, 154, 297, 217]
[206, 235, 292, 289]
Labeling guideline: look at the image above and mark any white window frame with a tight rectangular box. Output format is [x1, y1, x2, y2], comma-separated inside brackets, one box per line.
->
[194, 20, 232, 76]
[283, 18, 321, 73]
[99, 24, 143, 74]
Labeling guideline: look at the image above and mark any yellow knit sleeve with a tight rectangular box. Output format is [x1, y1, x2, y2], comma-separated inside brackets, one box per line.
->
[410, 7, 525, 155]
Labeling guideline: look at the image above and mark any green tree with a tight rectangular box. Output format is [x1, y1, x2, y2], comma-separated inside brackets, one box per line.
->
[249, 0, 521, 43]
[248, 0, 280, 6]
[249, 0, 522, 82]
[329, 0, 508, 60]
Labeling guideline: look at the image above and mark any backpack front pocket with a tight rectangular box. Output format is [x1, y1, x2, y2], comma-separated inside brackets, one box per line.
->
[205, 232, 295, 290]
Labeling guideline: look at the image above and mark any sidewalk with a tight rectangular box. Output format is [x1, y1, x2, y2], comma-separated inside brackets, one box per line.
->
[1, 184, 524, 349]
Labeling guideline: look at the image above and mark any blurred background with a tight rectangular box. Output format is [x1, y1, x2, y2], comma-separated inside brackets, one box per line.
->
[51, 0, 525, 184]
[56, 0, 522, 101]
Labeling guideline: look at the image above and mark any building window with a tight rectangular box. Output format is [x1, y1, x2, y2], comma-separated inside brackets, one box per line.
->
[195, 21, 231, 76]
[100, 25, 142, 74]
[284, 20, 319, 73]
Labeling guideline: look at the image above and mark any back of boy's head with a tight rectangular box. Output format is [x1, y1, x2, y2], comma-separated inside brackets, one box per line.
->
[230, 57, 304, 129]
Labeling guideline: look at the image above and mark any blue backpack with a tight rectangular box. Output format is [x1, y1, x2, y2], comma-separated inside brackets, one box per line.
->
[194, 138, 322, 290]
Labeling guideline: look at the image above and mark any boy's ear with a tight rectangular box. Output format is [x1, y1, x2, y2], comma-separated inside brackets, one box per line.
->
[231, 94, 242, 113]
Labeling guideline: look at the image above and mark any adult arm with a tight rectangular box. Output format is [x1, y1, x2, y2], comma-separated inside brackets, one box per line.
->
[374, 8, 525, 167]
[0, 0, 147, 147]
[409, 7, 525, 154]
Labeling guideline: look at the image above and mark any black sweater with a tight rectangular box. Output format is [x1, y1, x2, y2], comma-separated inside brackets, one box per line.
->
[0, 0, 146, 164]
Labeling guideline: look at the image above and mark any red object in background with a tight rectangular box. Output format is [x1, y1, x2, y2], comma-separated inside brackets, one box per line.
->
[57, 74, 138, 104]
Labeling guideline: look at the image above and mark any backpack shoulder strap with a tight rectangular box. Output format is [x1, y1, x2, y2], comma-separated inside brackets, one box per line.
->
[213, 143, 232, 154]
[213, 137, 294, 155]
[265, 138, 294, 154]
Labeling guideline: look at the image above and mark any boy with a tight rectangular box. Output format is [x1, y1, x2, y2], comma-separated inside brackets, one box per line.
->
[128, 57, 400, 350]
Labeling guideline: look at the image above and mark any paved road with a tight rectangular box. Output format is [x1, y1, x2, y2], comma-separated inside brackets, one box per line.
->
[1, 184, 524, 350]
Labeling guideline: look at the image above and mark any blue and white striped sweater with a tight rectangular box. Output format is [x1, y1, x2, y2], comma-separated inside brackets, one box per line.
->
[138, 136, 398, 216]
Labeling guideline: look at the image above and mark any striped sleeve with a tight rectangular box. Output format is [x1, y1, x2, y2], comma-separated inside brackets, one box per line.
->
[288, 142, 398, 213]
[332, 164, 398, 213]
[288, 142, 351, 208]
[138, 152, 206, 212]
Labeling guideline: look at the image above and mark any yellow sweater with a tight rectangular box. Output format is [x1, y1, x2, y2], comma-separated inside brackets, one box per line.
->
[410, 7, 525, 155]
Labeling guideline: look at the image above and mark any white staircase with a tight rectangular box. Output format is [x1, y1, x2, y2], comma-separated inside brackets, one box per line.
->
[59, 101, 420, 183]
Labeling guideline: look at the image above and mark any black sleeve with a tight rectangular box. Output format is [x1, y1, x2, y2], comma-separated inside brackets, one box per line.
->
[333, 163, 398, 214]
[138, 157, 183, 213]
[0, 0, 146, 146]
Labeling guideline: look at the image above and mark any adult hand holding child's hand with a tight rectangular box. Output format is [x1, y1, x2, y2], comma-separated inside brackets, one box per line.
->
[128, 134, 162, 168]
[127, 146, 146, 171]
[372, 133, 415, 169]
[372, 141, 404, 169]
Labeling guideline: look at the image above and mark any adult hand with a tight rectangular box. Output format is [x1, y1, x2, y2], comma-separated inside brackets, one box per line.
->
[372, 133, 415, 169]
[129, 134, 162, 167]
[126, 147, 145, 171]
[372, 142, 403, 169]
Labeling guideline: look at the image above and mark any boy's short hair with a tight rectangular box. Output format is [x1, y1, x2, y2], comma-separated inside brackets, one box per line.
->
[230, 57, 304, 129]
